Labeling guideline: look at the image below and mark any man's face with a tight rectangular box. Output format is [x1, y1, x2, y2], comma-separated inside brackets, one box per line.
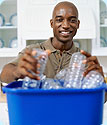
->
[50, 5, 80, 43]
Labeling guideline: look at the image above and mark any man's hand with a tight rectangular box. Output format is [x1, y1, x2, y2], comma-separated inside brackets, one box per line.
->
[80, 50, 104, 77]
[17, 49, 40, 80]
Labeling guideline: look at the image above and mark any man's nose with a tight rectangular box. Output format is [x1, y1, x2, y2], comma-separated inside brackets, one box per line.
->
[62, 19, 70, 29]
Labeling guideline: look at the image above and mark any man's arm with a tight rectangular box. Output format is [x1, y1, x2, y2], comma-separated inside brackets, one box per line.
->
[81, 50, 107, 102]
[0, 49, 40, 83]
[0, 48, 49, 83]
[0, 63, 22, 83]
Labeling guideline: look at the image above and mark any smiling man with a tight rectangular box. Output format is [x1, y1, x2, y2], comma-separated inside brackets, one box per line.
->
[50, 2, 79, 46]
[0, 1, 82, 82]
[0, 1, 106, 102]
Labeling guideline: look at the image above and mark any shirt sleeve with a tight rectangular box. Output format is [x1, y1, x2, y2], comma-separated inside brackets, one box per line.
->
[10, 43, 42, 66]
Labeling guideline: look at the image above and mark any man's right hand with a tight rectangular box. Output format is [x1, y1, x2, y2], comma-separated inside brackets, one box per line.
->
[17, 49, 40, 80]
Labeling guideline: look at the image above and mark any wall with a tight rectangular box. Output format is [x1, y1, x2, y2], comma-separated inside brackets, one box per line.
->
[0, 57, 15, 73]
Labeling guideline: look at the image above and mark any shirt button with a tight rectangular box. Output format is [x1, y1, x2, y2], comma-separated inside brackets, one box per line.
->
[60, 66, 62, 69]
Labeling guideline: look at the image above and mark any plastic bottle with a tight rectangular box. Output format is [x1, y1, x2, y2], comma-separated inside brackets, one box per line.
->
[32, 49, 51, 79]
[22, 49, 51, 89]
[64, 52, 86, 88]
[82, 70, 104, 89]
[42, 78, 62, 89]
[55, 67, 68, 80]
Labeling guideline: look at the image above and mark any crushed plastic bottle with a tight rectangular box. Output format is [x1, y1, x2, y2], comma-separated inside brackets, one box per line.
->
[54, 68, 68, 80]
[82, 70, 104, 89]
[42, 78, 63, 89]
[32, 49, 50, 79]
[22, 49, 51, 89]
[64, 52, 86, 88]
[22, 77, 42, 89]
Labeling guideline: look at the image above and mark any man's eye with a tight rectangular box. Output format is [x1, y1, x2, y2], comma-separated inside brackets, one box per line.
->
[70, 19, 77, 23]
[56, 19, 63, 22]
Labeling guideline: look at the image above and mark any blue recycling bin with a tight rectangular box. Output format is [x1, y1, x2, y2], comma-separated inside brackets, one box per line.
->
[3, 81, 107, 125]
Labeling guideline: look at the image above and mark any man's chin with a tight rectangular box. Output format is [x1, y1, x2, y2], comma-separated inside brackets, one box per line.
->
[58, 38, 72, 43]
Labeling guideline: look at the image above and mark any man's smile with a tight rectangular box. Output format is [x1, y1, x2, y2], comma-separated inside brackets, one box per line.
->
[59, 30, 73, 36]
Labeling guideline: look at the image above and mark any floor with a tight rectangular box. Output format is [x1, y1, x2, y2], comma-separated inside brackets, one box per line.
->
[0, 103, 9, 125]
[103, 102, 107, 125]
[0, 102, 107, 125]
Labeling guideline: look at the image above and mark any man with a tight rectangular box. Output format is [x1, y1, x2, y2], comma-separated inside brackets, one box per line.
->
[0, 1, 106, 100]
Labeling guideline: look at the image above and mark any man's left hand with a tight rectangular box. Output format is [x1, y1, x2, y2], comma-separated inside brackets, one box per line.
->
[80, 50, 104, 77]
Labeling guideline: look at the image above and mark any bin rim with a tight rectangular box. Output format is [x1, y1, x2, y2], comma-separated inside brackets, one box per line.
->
[2, 81, 107, 94]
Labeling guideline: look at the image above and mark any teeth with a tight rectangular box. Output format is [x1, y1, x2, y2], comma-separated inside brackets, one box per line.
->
[61, 31, 70, 34]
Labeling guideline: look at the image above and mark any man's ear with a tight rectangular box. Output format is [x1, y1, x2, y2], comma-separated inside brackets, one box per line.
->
[77, 20, 80, 29]
[50, 19, 53, 28]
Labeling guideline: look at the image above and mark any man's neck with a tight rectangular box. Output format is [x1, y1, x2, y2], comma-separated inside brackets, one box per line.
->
[52, 37, 73, 51]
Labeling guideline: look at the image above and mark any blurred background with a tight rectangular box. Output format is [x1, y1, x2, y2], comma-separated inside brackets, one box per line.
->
[0, 0, 107, 79]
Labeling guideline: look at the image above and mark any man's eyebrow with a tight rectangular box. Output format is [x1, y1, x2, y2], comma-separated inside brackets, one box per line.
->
[55, 16, 63, 18]
[55, 16, 77, 19]
[69, 16, 77, 19]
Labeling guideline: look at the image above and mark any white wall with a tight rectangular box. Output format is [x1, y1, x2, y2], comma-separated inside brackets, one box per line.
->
[0, 57, 15, 73]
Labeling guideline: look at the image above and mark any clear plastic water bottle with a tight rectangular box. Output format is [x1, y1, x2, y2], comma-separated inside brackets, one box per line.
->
[64, 52, 86, 88]
[22, 49, 51, 89]
[32, 48, 51, 79]
[54, 67, 68, 80]
[42, 78, 62, 90]
[22, 77, 41, 89]
[82, 70, 104, 89]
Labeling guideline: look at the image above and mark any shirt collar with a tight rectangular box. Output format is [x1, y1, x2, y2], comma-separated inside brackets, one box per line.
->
[44, 37, 77, 54]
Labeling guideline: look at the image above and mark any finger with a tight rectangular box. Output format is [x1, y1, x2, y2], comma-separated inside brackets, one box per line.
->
[84, 62, 95, 75]
[19, 67, 40, 80]
[19, 59, 40, 75]
[45, 49, 51, 55]
[87, 64, 101, 72]
[25, 48, 33, 56]
[87, 56, 99, 64]
[18, 66, 30, 76]
[32, 50, 37, 56]
[84, 64, 103, 76]
[85, 61, 95, 69]
[80, 50, 91, 57]
[27, 72, 40, 80]
[32, 49, 51, 59]
[22, 53, 38, 67]
[83, 56, 99, 65]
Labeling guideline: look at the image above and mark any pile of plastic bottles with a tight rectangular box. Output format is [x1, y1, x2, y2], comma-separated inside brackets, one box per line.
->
[22, 49, 50, 89]
[22, 50, 104, 89]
